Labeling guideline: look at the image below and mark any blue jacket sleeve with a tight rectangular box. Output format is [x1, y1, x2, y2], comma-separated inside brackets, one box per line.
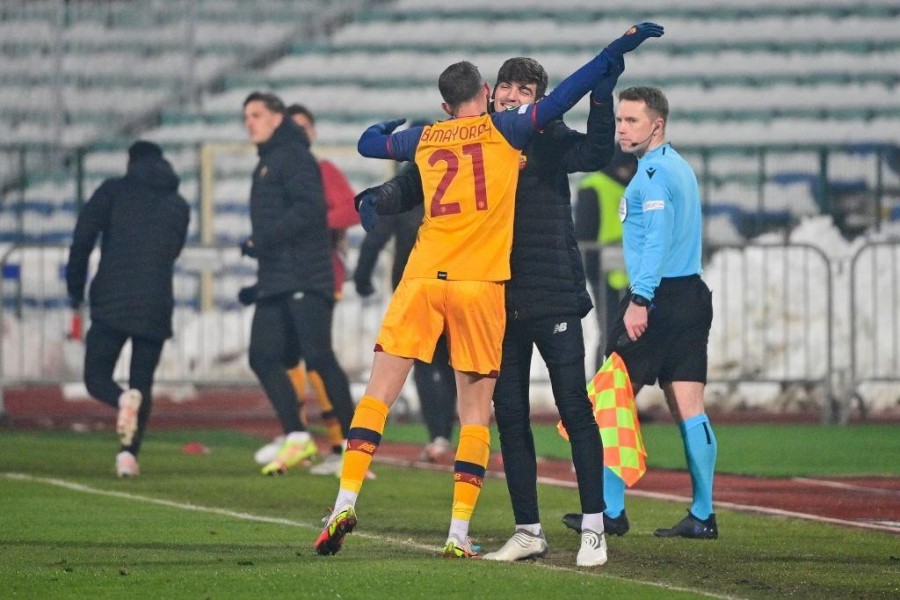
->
[493, 49, 618, 148]
[358, 126, 424, 161]
[631, 176, 675, 299]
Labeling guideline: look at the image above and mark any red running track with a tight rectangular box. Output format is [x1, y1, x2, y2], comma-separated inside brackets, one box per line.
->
[3, 386, 898, 534]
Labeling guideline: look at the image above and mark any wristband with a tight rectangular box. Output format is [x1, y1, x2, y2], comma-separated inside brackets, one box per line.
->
[630, 293, 652, 307]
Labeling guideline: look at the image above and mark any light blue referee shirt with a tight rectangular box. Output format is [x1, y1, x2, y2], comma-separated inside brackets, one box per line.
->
[620, 143, 702, 300]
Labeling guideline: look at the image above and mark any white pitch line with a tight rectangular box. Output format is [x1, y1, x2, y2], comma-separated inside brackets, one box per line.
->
[537, 471, 900, 535]
[563, 481, 900, 535]
[376, 456, 900, 535]
[630, 489, 900, 534]
[4, 471, 739, 600]
[792, 477, 900, 496]
[2, 472, 436, 553]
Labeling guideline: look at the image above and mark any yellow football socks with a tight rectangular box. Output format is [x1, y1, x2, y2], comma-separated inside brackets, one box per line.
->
[287, 363, 308, 400]
[451, 424, 490, 522]
[339, 396, 389, 493]
[308, 370, 345, 451]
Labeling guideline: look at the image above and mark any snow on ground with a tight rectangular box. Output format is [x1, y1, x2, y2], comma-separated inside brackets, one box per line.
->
[2, 217, 899, 417]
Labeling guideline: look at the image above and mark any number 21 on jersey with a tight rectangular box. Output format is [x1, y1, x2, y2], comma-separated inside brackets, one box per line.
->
[428, 143, 487, 217]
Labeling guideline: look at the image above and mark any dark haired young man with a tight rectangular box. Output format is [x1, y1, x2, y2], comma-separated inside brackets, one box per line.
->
[240, 91, 355, 476]
[249, 103, 362, 476]
[315, 22, 664, 567]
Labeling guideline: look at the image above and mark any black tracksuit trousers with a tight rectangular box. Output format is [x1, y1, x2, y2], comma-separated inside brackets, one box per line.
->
[83, 320, 164, 456]
[249, 291, 354, 437]
[492, 314, 605, 525]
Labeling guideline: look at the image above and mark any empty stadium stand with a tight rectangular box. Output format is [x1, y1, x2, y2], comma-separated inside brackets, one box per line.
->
[2, 0, 898, 244]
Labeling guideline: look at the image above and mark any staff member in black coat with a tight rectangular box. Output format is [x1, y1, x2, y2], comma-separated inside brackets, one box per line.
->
[66, 140, 190, 478]
[241, 91, 355, 476]
[351, 45, 644, 565]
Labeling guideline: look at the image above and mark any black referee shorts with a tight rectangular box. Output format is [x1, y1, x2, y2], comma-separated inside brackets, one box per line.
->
[604, 275, 713, 387]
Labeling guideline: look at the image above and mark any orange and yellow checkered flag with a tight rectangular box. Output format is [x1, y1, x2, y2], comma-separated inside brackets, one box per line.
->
[557, 352, 647, 487]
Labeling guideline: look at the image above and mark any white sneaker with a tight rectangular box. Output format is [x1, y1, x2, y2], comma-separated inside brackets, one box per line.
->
[310, 453, 343, 476]
[482, 529, 548, 561]
[115, 451, 140, 478]
[419, 436, 452, 462]
[116, 389, 142, 446]
[576, 528, 608, 567]
[254, 436, 285, 465]
[308, 453, 377, 480]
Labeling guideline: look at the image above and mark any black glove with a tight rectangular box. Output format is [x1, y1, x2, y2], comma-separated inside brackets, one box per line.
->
[240, 237, 257, 258]
[354, 264, 376, 298]
[354, 187, 380, 232]
[605, 22, 664, 57]
[238, 285, 258, 306]
[354, 277, 375, 298]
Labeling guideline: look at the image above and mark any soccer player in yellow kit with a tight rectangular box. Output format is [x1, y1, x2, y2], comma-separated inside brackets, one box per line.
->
[316, 26, 661, 559]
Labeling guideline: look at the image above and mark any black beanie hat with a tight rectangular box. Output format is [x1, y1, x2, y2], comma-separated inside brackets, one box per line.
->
[128, 140, 163, 161]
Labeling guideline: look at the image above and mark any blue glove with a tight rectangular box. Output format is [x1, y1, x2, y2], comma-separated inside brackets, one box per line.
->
[605, 22, 664, 56]
[593, 54, 625, 99]
[375, 118, 407, 135]
[354, 188, 380, 232]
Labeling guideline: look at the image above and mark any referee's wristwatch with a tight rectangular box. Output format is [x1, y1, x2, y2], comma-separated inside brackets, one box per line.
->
[630, 293, 652, 308]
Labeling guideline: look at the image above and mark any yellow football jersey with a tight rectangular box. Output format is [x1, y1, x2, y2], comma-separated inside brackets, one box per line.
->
[403, 113, 522, 281]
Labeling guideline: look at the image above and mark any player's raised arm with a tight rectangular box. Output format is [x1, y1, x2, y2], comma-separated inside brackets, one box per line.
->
[358, 119, 428, 161]
[538, 23, 665, 131]
[493, 22, 663, 148]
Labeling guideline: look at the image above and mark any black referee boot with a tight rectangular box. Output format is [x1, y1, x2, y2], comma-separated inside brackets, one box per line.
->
[653, 511, 718, 539]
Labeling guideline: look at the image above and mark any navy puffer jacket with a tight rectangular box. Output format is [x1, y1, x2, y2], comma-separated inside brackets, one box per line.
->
[67, 153, 190, 340]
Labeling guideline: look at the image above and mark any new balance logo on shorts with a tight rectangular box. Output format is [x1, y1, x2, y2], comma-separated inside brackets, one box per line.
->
[552, 322, 568, 334]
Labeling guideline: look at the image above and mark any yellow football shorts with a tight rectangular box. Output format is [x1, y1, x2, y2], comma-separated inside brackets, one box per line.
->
[375, 278, 505, 376]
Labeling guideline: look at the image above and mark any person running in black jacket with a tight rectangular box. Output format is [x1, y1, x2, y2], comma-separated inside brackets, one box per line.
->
[240, 91, 355, 476]
[66, 140, 189, 477]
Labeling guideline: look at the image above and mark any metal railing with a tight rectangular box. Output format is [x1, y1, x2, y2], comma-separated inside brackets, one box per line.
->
[849, 240, 900, 421]
[581, 241, 844, 423]
[703, 243, 837, 421]
[3, 239, 899, 424]
[0, 242, 394, 415]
